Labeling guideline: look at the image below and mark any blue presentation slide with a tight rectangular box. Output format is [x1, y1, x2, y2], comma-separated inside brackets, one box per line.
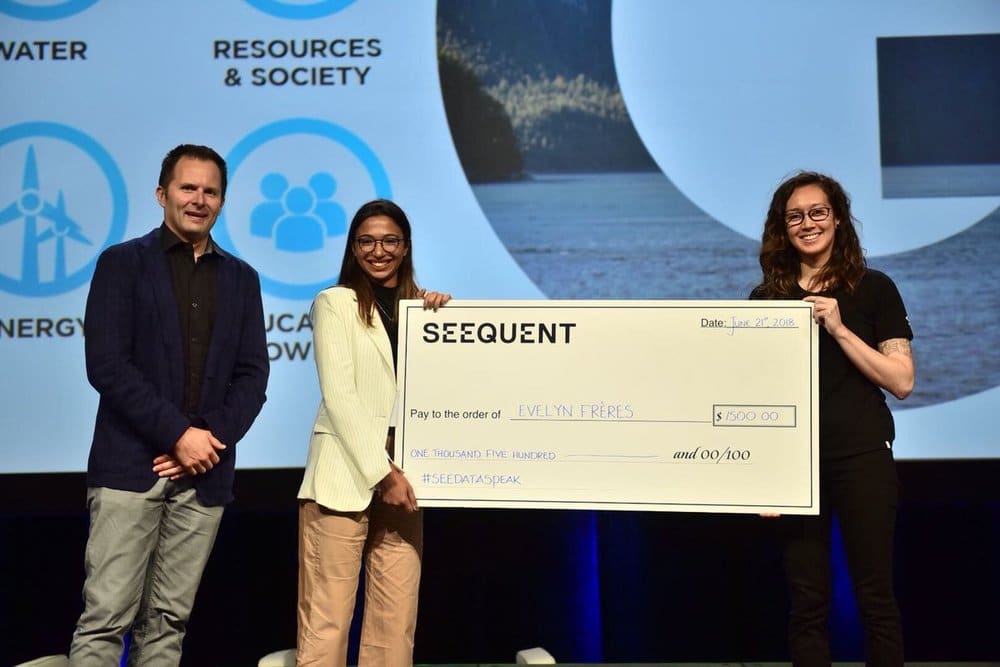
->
[1, 0, 998, 471]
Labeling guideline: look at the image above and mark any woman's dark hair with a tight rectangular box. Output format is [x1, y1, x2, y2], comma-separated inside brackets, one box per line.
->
[338, 199, 418, 326]
[756, 171, 865, 296]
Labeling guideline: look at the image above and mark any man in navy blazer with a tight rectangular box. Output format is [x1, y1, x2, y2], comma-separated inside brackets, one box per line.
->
[70, 144, 269, 666]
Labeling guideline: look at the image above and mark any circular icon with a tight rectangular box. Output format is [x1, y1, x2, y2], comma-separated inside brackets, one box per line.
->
[0, 0, 99, 20]
[0, 122, 127, 296]
[217, 118, 391, 300]
[243, 0, 357, 20]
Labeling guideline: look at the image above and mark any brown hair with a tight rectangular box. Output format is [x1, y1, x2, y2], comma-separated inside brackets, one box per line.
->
[756, 171, 865, 296]
[159, 144, 227, 199]
[338, 199, 419, 326]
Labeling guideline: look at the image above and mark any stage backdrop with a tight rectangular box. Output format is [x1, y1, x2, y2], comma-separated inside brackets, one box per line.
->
[2, 0, 999, 473]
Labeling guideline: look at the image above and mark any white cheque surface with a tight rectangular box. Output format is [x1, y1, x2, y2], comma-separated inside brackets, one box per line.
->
[395, 300, 819, 514]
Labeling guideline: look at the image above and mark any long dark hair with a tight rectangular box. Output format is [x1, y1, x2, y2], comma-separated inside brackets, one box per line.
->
[756, 171, 865, 296]
[338, 199, 419, 326]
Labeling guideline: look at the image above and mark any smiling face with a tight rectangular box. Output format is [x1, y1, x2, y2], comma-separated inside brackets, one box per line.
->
[784, 183, 837, 267]
[351, 214, 409, 287]
[156, 156, 224, 252]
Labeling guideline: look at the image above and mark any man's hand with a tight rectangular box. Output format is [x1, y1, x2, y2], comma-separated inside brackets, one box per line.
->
[378, 464, 418, 512]
[152, 454, 186, 480]
[173, 427, 226, 475]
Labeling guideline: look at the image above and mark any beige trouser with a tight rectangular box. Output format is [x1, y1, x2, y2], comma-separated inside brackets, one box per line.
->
[296, 497, 422, 667]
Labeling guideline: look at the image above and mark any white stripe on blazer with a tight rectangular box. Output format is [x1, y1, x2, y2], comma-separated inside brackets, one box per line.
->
[298, 286, 395, 512]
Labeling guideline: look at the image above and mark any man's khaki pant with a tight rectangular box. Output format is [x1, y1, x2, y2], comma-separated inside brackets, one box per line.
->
[70, 478, 223, 667]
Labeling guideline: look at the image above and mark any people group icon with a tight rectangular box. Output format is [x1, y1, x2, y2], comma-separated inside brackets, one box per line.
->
[250, 171, 347, 252]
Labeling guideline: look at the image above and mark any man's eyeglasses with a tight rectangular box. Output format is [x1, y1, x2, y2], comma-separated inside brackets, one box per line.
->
[355, 236, 404, 253]
[785, 205, 832, 228]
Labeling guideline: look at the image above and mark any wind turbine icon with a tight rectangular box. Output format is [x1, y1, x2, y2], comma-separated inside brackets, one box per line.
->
[0, 145, 92, 284]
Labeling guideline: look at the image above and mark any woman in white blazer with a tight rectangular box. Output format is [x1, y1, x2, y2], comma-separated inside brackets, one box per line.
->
[297, 199, 449, 666]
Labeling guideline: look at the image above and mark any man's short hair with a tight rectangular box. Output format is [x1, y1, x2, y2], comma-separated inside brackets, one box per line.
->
[158, 144, 228, 199]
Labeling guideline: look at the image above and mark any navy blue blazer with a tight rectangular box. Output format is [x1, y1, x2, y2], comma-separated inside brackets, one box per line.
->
[83, 228, 269, 506]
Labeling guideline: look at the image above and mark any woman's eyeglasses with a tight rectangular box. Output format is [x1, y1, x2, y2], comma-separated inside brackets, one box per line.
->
[355, 236, 404, 252]
[785, 206, 831, 228]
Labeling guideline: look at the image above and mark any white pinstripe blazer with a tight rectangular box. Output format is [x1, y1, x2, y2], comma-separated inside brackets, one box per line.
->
[298, 286, 396, 512]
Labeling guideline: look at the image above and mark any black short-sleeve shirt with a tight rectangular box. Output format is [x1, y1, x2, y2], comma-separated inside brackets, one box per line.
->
[751, 269, 912, 459]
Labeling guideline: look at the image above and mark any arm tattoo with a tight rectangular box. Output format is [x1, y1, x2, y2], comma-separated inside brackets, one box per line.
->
[879, 338, 912, 357]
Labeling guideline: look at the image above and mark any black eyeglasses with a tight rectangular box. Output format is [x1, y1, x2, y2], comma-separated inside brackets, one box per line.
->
[355, 236, 404, 252]
[785, 206, 832, 228]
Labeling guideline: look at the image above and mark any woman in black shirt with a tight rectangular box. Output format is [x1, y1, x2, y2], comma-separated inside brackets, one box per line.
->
[752, 172, 914, 666]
